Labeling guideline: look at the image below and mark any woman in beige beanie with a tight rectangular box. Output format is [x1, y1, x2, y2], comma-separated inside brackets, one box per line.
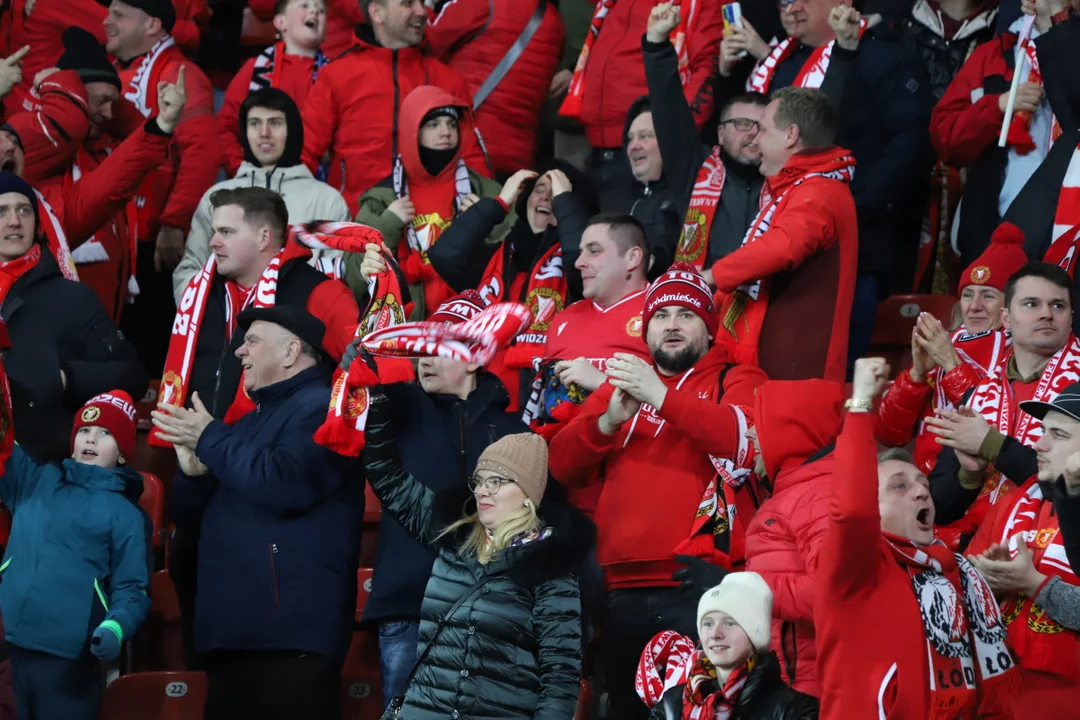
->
[363, 390, 595, 720]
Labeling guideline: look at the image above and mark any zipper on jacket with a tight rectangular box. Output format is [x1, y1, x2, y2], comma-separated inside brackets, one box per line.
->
[269, 543, 281, 608]
[781, 621, 797, 686]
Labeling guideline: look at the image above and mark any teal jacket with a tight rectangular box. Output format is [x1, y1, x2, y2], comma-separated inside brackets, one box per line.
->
[0, 446, 151, 660]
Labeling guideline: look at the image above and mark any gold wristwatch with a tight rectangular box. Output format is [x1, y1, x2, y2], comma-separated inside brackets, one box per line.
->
[844, 397, 873, 412]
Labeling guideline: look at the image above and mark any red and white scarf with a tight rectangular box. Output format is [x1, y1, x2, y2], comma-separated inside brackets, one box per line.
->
[35, 191, 78, 282]
[0, 244, 41, 308]
[675, 149, 768, 269]
[248, 42, 328, 93]
[929, 328, 1010, 417]
[746, 20, 867, 94]
[559, 0, 697, 119]
[886, 535, 1021, 718]
[635, 630, 753, 720]
[123, 36, 175, 118]
[996, 480, 1079, 679]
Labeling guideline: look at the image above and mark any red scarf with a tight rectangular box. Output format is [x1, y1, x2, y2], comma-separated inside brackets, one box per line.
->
[315, 248, 415, 457]
[1044, 223, 1080, 278]
[681, 654, 753, 720]
[0, 244, 40, 309]
[746, 21, 867, 94]
[675, 149, 768, 269]
[1005, 19, 1061, 155]
[248, 42, 327, 93]
[152, 224, 379, 447]
[121, 36, 173, 119]
[996, 480, 1079, 680]
[965, 335, 1080, 520]
[477, 240, 567, 370]
[634, 630, 753, 720]
[885, 535, 1022, 718]
[559, 0, 695, 119]
[35, 192, 78, 282]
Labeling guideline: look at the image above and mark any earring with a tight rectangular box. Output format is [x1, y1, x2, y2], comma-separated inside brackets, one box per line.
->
[523, 499, 532, 508]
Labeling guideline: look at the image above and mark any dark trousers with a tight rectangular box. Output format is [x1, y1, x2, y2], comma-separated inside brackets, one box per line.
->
[600, 587, 699, 720]
[9, 645, 103, 720]
[120, 247, 175, 374]
[203, 650, 340, 720]
[168, 526, 200, 669]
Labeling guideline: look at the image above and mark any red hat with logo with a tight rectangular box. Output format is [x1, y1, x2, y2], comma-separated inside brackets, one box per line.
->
[429, 289, 485, 325]
[643, 262, 718, 335]
[71, 390, 138, 464]
[959, 222, 1028, 293]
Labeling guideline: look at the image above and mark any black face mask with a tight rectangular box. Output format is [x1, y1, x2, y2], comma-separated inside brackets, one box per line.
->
[419, 145, 457, 176]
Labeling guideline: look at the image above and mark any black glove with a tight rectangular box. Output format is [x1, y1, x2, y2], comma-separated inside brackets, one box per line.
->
[671, 555, 729, 597]
[339, 337, 361, 372]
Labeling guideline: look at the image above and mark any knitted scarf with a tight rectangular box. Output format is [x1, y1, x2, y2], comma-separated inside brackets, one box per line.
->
[122, 36, 175, 118]
[995, 480, 1079, 680]
[248, 42, 328, 93]
[716, 160, 855, 367]
[35, 191, 78, 281]
[1044, 222, 1080, 277]
[315, 248, 416, 457]
[477, 240, 567, 370]
[635, 630, 753, 720]
[0, 244, 40, 308]
[152, 223, 379, 447]
[746, 20, 867, 93]
[681, 654, 753, 720]
[675, 148, 768, 269]
[885, 535, 1021, 718]
[559, 0, 695, 119]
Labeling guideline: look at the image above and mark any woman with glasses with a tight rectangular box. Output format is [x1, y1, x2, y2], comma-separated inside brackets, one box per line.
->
[362, 391, 595, 719]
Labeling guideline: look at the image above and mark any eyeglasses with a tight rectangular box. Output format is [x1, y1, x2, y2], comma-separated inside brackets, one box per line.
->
[468, 474, 517, 495]
[719, 118, 760, 133]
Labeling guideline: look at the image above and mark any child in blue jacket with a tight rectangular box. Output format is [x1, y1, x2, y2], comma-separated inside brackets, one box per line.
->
[0, 389, 151, 719]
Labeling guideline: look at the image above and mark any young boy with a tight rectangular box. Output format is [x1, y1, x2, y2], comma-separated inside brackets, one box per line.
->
[0, 390, 151, 718]
[217, 0, 329, 176]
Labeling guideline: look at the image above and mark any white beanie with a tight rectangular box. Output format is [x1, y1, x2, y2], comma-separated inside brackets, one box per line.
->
[696, 572, 774, 653]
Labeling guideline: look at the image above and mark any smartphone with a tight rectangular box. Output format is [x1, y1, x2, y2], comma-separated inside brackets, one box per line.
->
[722, 3, 749, 58]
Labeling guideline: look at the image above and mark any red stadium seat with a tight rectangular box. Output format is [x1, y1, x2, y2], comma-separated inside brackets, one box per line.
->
[341, 671, 383, 719]
[870, 294, 958, 348]
[139, 472, 166, 549]
[148, 570, 185, 671]
[574, 679, 593, 720]
[241, 8, 276, 47]
[0, 504, 10, 549]
[99, 672, 207, 720]
[364, 484, 381, 523]
[356, 568, 374, 622]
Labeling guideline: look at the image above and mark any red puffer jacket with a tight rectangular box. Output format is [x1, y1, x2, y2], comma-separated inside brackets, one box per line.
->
[875, 327, 1009, 474]
[300, 25, 487, 215]
[744, 379, 844, 698]
[427, 0, 565, 174]
[249, 0, 366, 60]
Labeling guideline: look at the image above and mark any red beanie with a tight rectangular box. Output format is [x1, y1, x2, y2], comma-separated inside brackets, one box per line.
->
[959, 222, 1027, 293]
[71, 390, 137, 464]
[643, 262, 718, 335]
[429, 289, 485, 325]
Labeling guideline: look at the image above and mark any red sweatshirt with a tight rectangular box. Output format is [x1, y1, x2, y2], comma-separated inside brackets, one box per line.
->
[548, 343, 766, 587]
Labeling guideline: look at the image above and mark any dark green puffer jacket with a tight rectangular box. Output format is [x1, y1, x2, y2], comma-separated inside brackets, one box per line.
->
[363, 395, 592, 720]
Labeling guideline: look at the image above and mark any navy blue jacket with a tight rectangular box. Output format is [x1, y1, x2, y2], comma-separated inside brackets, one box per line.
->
[361, 373, 527, 626]
[170, 366, 364, 663]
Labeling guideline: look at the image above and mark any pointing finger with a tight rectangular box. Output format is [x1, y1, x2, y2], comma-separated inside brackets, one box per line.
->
[5, 45, 30, 66]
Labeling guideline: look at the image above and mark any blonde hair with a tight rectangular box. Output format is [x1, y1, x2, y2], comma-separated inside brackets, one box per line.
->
[437, 503, 543, 565]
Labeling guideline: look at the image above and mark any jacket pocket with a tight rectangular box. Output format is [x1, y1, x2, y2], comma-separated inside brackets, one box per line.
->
[877, 662, 898, 720]
[268, 543, 281, 609]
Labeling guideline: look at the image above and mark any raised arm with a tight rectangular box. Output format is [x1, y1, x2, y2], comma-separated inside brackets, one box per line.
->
[8, 70, 90, 185]
[157, 63, 220, 233]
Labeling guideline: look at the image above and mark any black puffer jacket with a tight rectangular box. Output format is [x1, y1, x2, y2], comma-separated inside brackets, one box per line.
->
[652, 652, 819, 720]
[363, 395, 593, 720]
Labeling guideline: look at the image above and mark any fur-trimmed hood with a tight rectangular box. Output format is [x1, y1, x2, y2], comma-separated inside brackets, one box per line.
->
[429, 481, 597, 590]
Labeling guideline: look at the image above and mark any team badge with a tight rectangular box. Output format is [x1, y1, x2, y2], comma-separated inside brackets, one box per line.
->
[969, 266, 991, 285]
[626, 314, 643, 337]
[81, 406, 101, 423]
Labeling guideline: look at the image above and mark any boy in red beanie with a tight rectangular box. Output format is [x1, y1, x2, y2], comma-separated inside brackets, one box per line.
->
[0, 389, 150, 718]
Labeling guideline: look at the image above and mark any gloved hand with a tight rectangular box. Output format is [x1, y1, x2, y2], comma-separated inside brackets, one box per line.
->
[90, 623, 122, 662]
[340, 337, 361, 372]
[672, 555, 729, 597]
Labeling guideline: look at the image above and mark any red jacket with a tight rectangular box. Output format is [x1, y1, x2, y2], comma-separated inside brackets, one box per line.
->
[218, 51, 321, 176]
[930, 34, 1015, 168]
[249, 0, 365, 60]
[876, 327, 1008, 474]
[427, 0, 566, 174]
[574, 0, 721, 148]
[113, 46, 220, 239]
[547, 344, 766, 588]
[710, 148, 858, 384]
[300, 25, 487, 216]
[744, 379, 844, 698]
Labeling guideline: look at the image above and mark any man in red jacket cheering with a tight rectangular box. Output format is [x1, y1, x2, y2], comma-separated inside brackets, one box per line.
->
[816, 358, 1021, 720]
[710, 86, 857, 384]
[548, 262, 766, 720]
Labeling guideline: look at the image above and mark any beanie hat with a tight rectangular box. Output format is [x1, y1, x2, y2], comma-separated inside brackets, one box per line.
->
[697, 572, 774, 653]
[0, 123, 22, 151]
[96, 0, 176, 32]
[58, 27, 121, 90]
[0, 172, 39, 229]
[475, 433, 549, 506]
[429, 289, 484, 325]
[71, 390, 138, 465]
[422, 105, 460, 125]
[643, 262, 718, 336]
[959, 222, 1028, 293]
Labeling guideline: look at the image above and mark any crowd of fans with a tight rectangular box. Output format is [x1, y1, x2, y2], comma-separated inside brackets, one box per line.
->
[0, 0, 1075, 717]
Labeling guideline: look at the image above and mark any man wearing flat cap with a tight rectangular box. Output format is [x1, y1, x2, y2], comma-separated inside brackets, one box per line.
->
[152, 305, 364, 719]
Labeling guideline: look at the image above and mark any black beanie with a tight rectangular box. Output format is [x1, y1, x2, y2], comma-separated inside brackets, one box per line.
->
[95, 0, 176, 33]
[58, 27, 121, 90]
[0, 124, 22, 151]
[0, 172, 40, 229]
[421, 106, 460, 126]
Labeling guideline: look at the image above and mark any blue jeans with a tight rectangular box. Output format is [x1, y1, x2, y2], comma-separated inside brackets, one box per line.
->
[378, 620, 420, 710]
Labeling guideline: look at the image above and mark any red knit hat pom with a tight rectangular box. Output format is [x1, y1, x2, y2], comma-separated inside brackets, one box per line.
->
[959, 222, 1028, 293]
[71, 390, 138, 465]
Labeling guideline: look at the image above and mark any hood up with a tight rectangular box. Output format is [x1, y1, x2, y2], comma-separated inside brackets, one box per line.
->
[399, 85, 474, 183]
[240, 87, 304, 169]
[754, 379, 844, 485]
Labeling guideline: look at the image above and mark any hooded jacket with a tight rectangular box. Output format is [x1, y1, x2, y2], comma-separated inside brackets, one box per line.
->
[549, 343, 767, 588]
[300, 24, 488, 217]
[0, 445, 151, 661]
[173, 89, 350, 303]
[744, 380, 844, 697]
[345, 85, 504, 319]
[710, 148, 859, 384]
